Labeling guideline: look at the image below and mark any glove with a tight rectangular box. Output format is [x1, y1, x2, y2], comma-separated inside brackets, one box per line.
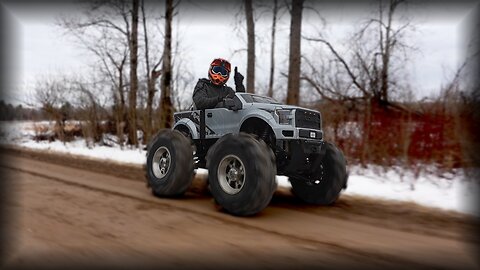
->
[234, 66, 244, 86]
[217, 91, 230, 102]
[223, 98, 235, 108]
[226, 91, 235, 99]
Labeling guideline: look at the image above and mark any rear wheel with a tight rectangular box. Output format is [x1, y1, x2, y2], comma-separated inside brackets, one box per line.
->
[146, 129, 194, 196]
[207, 133, 276, 216]
[290, 142, 347, 205]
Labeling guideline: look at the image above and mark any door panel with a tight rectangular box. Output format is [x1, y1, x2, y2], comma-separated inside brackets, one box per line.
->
[205, 108, 243, 138]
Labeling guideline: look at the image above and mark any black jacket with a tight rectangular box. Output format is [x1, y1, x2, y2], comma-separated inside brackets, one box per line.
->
[192, 78, 245, 110]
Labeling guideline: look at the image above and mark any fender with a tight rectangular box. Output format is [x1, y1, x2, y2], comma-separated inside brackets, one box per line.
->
[173, 118, 199, 139]
[239, 109, 277, 135]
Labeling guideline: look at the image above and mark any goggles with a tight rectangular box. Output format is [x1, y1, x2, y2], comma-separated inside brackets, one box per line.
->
[211, 66, 229, 77]
[211, 58, 231, 71]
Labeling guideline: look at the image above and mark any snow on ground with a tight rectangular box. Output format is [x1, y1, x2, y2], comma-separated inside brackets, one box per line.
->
[0, 121, 147, 164]
[1, 121, 478, 216]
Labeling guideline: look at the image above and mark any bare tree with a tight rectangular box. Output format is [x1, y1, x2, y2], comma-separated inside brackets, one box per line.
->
[74, 80, 102, 147]
[304, 0, 413, 108]
[267, 0, 278, 98]
[140, 0, 162, 144]
[127, 0, 140, 146]
[58, 1, 142, 146]
[299, 0, 416, 168]
[171, 18, 195, 112]
[158, 0, 176, 129]
[59, 10, 129, 145]
[286, 0, 304, 105]
[245, 0, 256, 93]
[34, 76, 70, 142]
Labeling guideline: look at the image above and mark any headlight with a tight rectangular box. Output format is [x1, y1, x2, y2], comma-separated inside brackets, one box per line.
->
[275, 109, 293, 125]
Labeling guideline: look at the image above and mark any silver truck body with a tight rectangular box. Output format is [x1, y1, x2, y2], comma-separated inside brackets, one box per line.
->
[173, 93, 323, 142]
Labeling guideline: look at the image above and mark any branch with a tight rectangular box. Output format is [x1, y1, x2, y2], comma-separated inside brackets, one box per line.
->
[302, 56, 363, 102]
[304, 36, 369, 96]
[354, 50, 374, 83]
[230, 48, 248, 58]
[76, 19, 128, 36]
[300, 75, 334, 102]
[153, 55, 164, 72]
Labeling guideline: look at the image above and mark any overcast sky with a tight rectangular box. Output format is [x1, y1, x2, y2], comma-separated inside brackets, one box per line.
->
[2, 1, 477, 105]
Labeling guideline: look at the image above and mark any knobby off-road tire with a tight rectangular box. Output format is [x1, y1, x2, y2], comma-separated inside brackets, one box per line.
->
[290, 142, 347, 205]
[146, 129, 194, 197]
[206, 133, 276, 216]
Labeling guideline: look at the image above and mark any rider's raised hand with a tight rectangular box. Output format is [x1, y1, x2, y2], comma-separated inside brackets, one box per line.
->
[234, 66, 244, 86]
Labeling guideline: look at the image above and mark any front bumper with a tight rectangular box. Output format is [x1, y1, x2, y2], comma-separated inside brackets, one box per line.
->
[274, 127, 323, 141]
[275, 139, 326, 176]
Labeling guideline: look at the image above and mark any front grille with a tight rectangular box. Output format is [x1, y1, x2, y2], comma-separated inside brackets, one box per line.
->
[295, 109, 321, 130]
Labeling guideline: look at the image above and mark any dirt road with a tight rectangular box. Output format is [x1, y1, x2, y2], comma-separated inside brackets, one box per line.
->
[0, 147, 478, 269]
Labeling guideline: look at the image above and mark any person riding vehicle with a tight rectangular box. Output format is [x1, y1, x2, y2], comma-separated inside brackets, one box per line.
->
[192, 58, 245, 110]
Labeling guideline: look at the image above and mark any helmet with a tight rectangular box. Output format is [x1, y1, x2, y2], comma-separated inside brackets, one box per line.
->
[208, 58, 231, 85]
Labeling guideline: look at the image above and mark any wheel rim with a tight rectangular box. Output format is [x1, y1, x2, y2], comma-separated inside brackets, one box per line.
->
[217, 154, 246, 195]
[152, 146, 171, 179]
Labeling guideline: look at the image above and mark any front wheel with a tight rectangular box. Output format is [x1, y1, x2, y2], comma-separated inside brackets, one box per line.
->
[146, 129, 194, 196]
[290, 142, 347, 205]
[206, 133, 276, 216]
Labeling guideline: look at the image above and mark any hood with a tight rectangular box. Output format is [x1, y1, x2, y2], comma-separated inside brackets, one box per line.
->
[236, 93, 320, 114]
[243, 101, 320, 114]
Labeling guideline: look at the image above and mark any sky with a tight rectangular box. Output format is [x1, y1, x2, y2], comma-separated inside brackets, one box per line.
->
[1, 1, 477, 106]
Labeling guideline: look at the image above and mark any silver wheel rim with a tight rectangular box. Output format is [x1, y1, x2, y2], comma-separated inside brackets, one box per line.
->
[152, 146, 171, 179]
[217, 154, 246, 195]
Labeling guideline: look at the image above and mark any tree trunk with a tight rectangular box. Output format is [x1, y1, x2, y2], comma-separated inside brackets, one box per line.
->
[145, 76, 154, 142]
[286, 0, 303, 105]
[267, 0, 278, 98]
[89, 96, 99, 143]
[141, 0, 158, 144]
[380, 1, 396, 105]
[146, 71, 160, 141]
[159, 0, 173, 129]
[379, 0, 399, 106]
[117, 70, 126, 146]
[88, 96, 97, 143]
[128, 0, 139, 146]
[245, 0, 255, 93]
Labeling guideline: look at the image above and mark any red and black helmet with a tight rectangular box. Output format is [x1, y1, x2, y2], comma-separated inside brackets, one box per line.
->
[208, 58, 231, 85]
